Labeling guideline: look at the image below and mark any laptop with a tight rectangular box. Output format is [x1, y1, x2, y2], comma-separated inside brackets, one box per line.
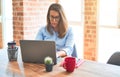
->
[19, 40, 57, 65]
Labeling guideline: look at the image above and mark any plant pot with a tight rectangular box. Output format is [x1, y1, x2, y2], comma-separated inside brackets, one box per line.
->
[45, 64, 53, 72]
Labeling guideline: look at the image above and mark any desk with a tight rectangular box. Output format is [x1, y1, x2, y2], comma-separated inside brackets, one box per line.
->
[0, 49, 120, 77]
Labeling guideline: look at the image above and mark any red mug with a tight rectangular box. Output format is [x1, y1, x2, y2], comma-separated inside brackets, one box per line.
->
[63, 57, 76, 72]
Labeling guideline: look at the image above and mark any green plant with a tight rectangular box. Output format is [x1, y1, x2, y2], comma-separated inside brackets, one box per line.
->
[44, 56, 53, 64]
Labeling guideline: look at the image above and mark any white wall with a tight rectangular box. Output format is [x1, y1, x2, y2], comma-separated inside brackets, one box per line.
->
[98, 27, 120, 63]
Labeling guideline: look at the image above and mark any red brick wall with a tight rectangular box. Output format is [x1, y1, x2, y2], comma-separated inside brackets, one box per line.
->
[84, 0, 98, 61]
[13, 0, 23, 45]
[12, 0, 56, 45]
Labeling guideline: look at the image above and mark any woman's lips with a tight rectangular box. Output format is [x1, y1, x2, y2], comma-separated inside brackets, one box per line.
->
[51, 23, 57, 26]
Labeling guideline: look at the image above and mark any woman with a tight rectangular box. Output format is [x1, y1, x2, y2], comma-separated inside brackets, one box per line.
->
[36, 3, 75, 57]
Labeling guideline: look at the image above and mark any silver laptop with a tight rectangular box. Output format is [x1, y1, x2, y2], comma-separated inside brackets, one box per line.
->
[19, 40, 57, 65]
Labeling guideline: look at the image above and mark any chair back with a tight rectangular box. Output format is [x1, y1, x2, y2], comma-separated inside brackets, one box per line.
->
[71, 44, 78, 58]
[107, 51, 120, 66]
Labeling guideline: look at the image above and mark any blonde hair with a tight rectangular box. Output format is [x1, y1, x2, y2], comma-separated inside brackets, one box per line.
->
[46, 3, 68, 38]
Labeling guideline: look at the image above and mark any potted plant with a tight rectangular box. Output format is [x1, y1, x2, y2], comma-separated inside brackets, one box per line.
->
[44, 56, 54, 72]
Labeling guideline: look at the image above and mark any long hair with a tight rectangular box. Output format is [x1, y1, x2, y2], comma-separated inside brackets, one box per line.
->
[46, 3, 68, 38]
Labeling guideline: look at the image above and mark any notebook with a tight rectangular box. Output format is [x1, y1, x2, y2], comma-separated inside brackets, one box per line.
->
[19, 40, 57, 65]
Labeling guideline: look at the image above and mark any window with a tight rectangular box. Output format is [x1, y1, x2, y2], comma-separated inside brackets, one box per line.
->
[0, 0, 1, 16]
[118, 0, 120, 27]
[99, 0, 119, 27]
[0, 0, 1, 22]
[58, 0, 83, 26]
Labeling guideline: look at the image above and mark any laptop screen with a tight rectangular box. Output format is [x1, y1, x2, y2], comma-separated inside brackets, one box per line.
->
[20, 40, 57, 65]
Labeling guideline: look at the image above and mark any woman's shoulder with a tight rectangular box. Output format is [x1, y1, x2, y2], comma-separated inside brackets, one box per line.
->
[38, 26, 51, 35]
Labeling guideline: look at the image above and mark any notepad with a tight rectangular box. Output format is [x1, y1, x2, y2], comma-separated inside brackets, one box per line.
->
[75, 59, 84, 68]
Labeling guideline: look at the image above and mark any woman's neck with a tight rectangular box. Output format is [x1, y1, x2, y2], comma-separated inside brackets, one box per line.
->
[53, 27, 58, 32]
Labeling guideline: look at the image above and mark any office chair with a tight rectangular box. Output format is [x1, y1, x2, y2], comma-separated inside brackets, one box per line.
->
[71, 44, 78, 58]
[107, 51, 120, 66]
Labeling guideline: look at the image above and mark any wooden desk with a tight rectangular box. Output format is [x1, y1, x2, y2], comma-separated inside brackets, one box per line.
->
[0, 48, 120, 77]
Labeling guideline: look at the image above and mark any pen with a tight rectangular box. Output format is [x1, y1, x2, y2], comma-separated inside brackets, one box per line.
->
[76, 59, 84, 68]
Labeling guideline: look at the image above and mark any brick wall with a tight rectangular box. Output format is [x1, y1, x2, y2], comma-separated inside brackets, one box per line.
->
[84, 0, 98, 61]
[0, 23, 3, 48]
[12, 0, 56, 45]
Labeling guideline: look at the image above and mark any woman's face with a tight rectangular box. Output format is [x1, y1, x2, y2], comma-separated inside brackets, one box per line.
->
[49, 10, 60, 28]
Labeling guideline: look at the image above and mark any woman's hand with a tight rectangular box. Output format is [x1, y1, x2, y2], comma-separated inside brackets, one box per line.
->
[56, 51, 67, 58]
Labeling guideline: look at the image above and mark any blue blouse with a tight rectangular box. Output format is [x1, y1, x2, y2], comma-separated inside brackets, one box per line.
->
[35, 26, 75, 56]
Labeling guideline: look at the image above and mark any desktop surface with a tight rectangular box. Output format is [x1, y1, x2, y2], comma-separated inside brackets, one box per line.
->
[0, 48, 120, 77]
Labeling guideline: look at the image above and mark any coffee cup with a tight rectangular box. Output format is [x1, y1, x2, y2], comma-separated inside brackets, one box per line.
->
[62, 57, 76, 72]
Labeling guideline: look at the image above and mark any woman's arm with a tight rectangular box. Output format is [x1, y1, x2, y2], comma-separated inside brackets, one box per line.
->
[56, 51, 67, 57]
[57, 27, 75, 57]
